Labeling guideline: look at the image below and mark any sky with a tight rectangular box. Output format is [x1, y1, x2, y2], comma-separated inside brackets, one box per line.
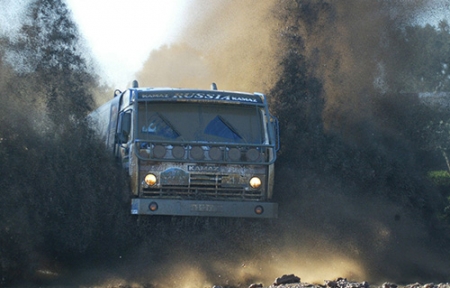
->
[1, 0, 449, 89]
[65, 0, 189, 88]
[0, 0, 29, 35]
[0, 0, 189, 88]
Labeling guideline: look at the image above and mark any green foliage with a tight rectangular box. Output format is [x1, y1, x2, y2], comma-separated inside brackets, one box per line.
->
[427, 171, 450, 228]
[427, 170, 450, 186]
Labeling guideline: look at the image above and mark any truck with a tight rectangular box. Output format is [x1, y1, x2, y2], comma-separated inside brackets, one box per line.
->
[89, 81, 279, 218]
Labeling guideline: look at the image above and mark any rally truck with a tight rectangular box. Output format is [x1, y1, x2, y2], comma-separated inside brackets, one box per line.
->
[89, 81, 279, 218]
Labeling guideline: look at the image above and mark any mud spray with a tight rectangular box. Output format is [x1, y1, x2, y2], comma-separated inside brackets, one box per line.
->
[8, 0, 446, 287]
[73, 1, 449, 287]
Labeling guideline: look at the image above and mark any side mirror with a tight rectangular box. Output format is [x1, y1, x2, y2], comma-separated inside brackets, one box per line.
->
[117, 112, 131, 143]
[270, 115, 280, 152]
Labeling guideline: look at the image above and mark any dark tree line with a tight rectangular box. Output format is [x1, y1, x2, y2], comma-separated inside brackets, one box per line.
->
[2, 0, 450, 285]
[386, 21, 450, 93]
[7, 0, 95, 125]
[270, 0, 450, 217]
[0, 0, 135, 285]
[269, 0, 450, 281]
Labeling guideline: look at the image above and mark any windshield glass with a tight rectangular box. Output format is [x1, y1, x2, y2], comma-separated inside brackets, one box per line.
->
[138, 102, 264, 143]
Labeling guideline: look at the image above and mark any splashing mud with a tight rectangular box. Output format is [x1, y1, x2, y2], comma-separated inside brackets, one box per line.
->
[128, 0, 450, 286]
[2, 0, 450, 287]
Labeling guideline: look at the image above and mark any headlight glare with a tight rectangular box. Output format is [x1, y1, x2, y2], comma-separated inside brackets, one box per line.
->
[249, 177, 262, 189]
[144, 173, 157, 186]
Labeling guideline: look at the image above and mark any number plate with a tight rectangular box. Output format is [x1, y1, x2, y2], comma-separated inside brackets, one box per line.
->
[190, 203, 222, 213]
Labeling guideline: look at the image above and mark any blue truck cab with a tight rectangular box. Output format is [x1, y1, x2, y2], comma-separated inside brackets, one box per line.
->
[89, 81, 279, 218]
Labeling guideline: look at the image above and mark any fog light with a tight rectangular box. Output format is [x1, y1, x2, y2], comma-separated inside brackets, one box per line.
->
[246, 148, 260, 161]
[209, 147, 222, 160]
[190, 146, 204, 160]
[228, 148, 241, 161]
[255, 205, 264, 215]
[149, 202, 158, 211]
[153, 145, 166, 158]
[249, 177, 261, 189]
[144, 173, 157, 186]
[172, 146, 185, 159]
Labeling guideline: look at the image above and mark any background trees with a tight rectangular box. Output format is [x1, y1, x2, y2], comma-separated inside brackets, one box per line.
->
[386, 21, 450, 93]
[0, 0, 133, 285]
[2, 0, 450, 285]
[269, 0, 450, 281]
[8, 0, 96, 124]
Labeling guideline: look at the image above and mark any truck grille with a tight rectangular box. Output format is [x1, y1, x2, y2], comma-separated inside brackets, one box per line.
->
[142, 173, 263, 200]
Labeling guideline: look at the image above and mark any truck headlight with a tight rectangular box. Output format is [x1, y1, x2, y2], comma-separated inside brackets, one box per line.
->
[249, 177, 261, 189]
[144, 173, 157, 186]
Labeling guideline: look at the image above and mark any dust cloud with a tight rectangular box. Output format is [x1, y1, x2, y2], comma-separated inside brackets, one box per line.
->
[275, 1, 430, 135]
[125, 1, 450, 287]
[136, 0, 279, 93]
[3, 0, 448, 286]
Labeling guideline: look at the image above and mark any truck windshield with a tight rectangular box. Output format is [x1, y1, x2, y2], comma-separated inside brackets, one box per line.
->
[138, 102, 264, 144]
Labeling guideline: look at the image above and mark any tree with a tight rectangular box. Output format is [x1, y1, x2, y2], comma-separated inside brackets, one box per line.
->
[10, 0, 96, 125]
[0, 1, 133, 284]
[385, 21, 450, 93]
[269, 1, 450, 281]
[422, 118, 450, 173]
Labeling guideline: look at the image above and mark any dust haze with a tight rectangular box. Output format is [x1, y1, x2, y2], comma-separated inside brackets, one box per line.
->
[114, 0, 450, 286]
[2, 0, 450, 286]
[136, 0, 279, 93]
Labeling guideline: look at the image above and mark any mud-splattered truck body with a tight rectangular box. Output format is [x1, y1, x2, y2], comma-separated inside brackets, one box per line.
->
[90, 82, 279, 218]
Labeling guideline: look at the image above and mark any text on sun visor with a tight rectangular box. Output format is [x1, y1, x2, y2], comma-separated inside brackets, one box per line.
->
[138, 92, 262, 103]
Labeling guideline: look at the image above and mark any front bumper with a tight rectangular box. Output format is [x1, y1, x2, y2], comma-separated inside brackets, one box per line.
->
[131, 198, 278, 218]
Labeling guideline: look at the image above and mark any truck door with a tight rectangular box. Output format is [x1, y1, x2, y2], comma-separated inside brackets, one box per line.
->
[116, 109, 132, 169]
